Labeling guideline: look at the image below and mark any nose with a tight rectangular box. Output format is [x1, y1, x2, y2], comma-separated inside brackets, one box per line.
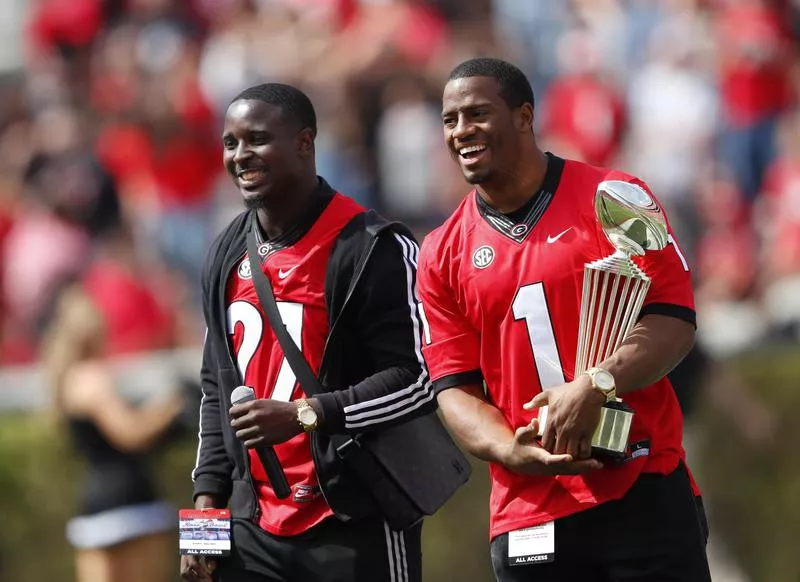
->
[232, 142, 252, 166]
[452, 115, 475, 141]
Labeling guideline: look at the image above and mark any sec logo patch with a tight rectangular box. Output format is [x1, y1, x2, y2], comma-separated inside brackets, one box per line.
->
[472, 245, 495, 269]
[238, 258, 252, 279]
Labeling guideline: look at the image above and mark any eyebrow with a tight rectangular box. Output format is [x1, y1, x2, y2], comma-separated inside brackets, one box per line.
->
[221, 128, 272, 139]
[441, 102, 494, 117]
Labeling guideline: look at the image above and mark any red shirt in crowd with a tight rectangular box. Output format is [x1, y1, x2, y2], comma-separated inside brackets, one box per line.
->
[542, 75, 625, 167]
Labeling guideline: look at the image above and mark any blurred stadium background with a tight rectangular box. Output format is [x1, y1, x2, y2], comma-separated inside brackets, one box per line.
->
[1, 0, 799, 580]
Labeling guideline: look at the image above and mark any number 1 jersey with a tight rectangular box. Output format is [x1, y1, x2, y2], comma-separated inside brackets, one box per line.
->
[225, 193, 364, 536]
[417, 154, 696, 539]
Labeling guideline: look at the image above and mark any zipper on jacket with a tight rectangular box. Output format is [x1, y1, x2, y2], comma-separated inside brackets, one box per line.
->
[309, 434, 336, 514]
[219, 248, 262, 524]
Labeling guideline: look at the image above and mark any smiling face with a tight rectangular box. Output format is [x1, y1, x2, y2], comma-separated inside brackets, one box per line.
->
[441, 76, 533, 186]
[222, 99, 314, 208]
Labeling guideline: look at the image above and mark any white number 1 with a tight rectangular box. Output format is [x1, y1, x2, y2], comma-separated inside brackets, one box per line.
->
[226, 300, 304, 401]
[512, 283, 566, 389]
[667, 234, 689, 271]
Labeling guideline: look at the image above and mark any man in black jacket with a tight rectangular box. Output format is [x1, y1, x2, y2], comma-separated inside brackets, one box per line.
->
[180, 83, 466, 582]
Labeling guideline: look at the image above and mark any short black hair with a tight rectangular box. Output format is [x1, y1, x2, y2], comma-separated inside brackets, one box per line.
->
[231, 83, 317, 137]
[448, 58, 534, 110]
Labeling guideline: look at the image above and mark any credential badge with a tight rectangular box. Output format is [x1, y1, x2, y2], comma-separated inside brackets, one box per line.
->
[472, 245, 495, 269]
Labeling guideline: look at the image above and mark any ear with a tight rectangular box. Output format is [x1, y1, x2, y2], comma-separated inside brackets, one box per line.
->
[296, 129, 315, 156]
[516, 103, 534, 132]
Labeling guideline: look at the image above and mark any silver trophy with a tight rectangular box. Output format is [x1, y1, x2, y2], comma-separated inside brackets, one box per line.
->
[539, 180, 669, 459]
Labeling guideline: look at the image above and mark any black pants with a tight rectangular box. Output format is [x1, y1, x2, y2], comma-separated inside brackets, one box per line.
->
[491, 463, 711, 582]
[216, 515, 422, 582]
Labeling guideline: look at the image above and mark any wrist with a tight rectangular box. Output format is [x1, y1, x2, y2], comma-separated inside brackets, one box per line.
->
[581, 376, 608, 405]
[583, 367, 616, 403]
[295, 398, 321, 432]
[310, 392, 342, 432]
[489, 437, 517, 468]
[308, 398, 325, 428]
[194, 494, 224, 510]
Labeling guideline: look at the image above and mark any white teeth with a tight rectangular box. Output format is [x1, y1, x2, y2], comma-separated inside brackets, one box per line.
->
[459, 145, 486, 156]
[240, 170, 262, 181]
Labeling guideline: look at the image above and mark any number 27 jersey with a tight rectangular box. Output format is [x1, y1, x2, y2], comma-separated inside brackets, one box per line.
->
[416, 155, 696, 539]
[225, 193, 364, 537]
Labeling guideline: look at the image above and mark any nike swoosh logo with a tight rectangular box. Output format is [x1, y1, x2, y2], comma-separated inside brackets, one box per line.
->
[278, 266, 299, 279]
[546, 228, 572, 244]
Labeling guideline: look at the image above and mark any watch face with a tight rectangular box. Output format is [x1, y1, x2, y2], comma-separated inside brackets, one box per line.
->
[299, 407, 317, 426]
[594, 370, 615, 391]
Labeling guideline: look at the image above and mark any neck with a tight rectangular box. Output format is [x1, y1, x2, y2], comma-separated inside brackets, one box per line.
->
[256, 174, 319, 240]
[477, 149, 549, 214]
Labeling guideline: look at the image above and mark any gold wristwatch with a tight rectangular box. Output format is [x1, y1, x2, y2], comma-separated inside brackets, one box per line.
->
[296, 399, 319, 432]
[586, 367, 617, 402]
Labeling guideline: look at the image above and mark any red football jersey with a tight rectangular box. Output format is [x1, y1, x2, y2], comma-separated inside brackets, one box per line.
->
[417, 155, 696, 540]
[225, 193, 363, 536]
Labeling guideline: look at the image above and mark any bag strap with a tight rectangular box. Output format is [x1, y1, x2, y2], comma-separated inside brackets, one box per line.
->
[246, 225, 324, 397]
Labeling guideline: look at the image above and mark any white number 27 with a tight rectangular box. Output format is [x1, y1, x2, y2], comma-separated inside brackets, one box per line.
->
[226, 300, 303, 402]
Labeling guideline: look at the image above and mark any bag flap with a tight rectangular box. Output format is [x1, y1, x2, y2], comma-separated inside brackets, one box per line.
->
[358, 412, 471, 515]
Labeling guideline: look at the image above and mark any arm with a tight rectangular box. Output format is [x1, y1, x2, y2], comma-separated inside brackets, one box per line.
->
[528, 315, 695, 457]
[64, 362, 184, 454]
[313, 230, 434, 434]
[609, 179, 697, 393]
[438, 383, 511, 463]
[191, 330, 234, 503]
[182, 252, 229, 582]
[415, 235, 600, 475]
[600, 314, 695, 396]
[528, 182, 697, 457]
[182, 473, 224, 582]
[438, 383, 602, 475]
[229, 230, 432, 446]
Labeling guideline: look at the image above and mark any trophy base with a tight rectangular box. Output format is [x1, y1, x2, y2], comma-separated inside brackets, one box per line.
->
[590, 400, 634, 460]
[536, 400, 634, 460]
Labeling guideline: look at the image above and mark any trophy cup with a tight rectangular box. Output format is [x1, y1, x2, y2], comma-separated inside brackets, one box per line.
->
[538, 180, 669, 459]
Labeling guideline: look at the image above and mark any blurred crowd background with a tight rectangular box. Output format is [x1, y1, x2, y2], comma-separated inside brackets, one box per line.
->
[2, 0, 800, 365]
[1, 0, 800, 581]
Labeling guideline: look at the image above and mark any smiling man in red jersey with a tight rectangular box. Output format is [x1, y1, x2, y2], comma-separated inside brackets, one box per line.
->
[181, 83, 466, 582]
[416, 58, 711, 581]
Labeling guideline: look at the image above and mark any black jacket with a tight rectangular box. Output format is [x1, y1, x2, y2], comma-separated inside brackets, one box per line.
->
[192, 186, 458, 524]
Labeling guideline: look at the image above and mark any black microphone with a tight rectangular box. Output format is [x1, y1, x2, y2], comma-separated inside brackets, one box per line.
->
[231, 386, 291, 499]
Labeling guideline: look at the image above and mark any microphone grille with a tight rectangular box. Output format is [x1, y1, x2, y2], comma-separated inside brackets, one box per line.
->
[231, 385, 256, 405]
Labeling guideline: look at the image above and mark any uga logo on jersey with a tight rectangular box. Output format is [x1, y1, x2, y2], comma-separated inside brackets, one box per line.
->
[472, 245, 495, 269]
[238, 258, 252, 279]
[511, 223, 529, 237]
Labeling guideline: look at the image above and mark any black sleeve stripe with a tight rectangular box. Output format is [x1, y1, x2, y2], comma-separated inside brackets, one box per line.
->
[638, 303, 697, 328]
[432, 370, 484, 394]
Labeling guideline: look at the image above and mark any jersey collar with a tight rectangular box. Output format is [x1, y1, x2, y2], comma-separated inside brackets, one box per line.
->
[251, 177, 335, 257]
[475, 152, 564, 243]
